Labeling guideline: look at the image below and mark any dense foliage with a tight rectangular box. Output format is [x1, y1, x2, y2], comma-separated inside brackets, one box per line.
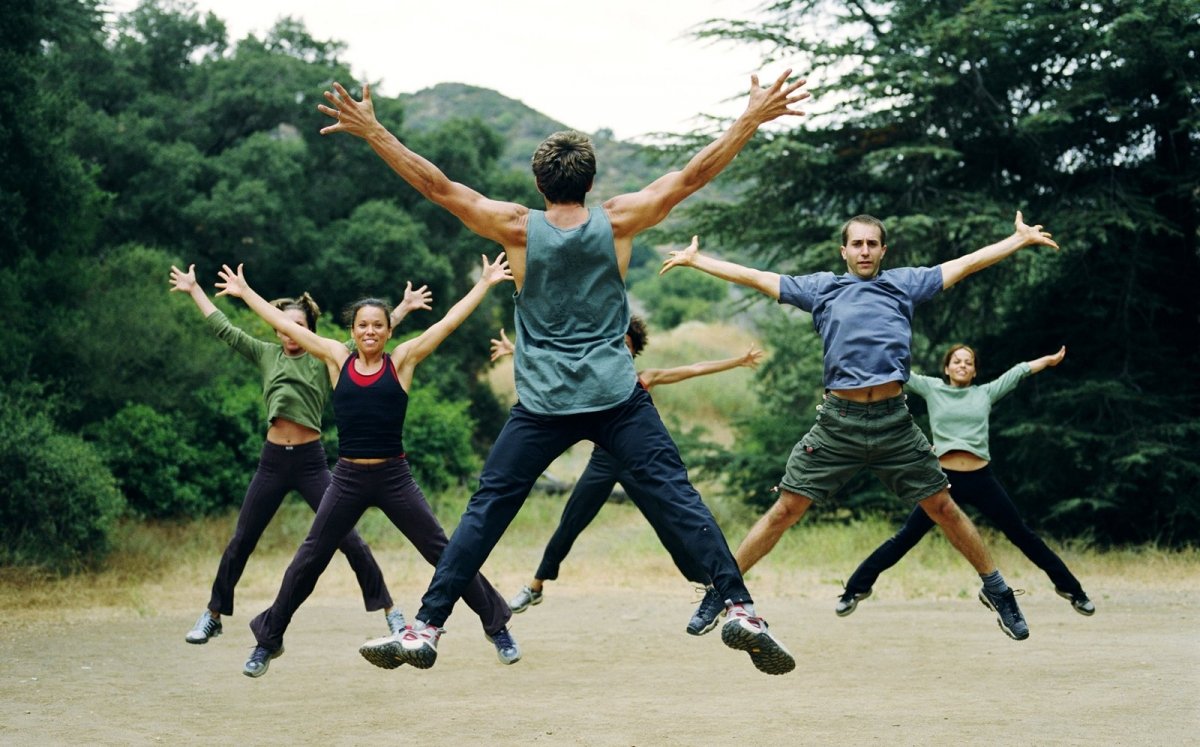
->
[684, 0, 1200, 544]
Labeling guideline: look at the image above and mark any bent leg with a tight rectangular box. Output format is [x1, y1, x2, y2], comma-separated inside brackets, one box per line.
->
[248, 465, 370, 650]
[844, 504, 936, 595]
[207, 442, 290, 616]
[919, 490, 995, 574]
[735, 489, 813, 574]
[953, 467, 1085, 595]
[291, 443, 392, 612]
[535, 445, 620, 582]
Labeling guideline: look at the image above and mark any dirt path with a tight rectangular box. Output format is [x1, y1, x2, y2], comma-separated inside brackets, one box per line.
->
[2, 583, 1196, 746]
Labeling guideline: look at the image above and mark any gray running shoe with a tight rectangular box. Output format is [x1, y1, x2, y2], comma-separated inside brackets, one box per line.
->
[385, 608, 407, 636]
[978, 587, 1030, 640]
[486, 627, 522, 665]
[1056, 588, 1096, 616]
[835, 589, 872, 617]
[508, 585, 543, 613]
[686, 587, 724, 636]
[720, 605, 796, 676]
[242, 644, 284, 678]
[360, 620, 442, 670]
[185, 611, 222, 644]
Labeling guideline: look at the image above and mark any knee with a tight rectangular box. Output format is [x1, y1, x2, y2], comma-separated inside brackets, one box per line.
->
[767, 490, 811, 528]
[919, 493, 961, 525]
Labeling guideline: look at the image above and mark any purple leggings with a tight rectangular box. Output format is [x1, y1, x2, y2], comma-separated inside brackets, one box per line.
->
[207, 440, 391, 615]
[250, 457, 511, 650]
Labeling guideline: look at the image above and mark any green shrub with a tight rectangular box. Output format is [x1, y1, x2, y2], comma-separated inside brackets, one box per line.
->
[403, 387, 481, 497]
[0, 391, 125, 570]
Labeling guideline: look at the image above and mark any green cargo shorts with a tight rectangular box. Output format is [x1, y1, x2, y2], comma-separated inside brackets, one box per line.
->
[778, 392, 948, 505]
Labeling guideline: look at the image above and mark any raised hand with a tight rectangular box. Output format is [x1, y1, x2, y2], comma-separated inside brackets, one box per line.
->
[490, 328, 515, 362]
[169, 264, 198, 293]
[318, 81, 379, 138]
[743, 69, 810, 125]
[659, 235, 701, 276]
[739, 345, 765, 369]
[1014, 210, 1059, 250]
[1046, 345, 1067, 367]
[480, 253, 514, 287]
[399, 281, 434, 314]
[215, 263, 251, 299]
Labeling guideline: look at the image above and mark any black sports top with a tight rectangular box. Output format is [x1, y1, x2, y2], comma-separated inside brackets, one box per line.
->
[332, 353, 408, 458]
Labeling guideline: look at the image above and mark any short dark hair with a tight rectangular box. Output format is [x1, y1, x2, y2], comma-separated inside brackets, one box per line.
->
[626, 316, 649, 357]
[271, 292, 321, 331]
[342, 297, 392, 328]
[840, 215, 887, 246]
[530, 130, 596, 205]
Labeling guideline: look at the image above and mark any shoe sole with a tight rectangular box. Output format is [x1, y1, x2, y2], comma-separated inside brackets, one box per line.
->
[721, 619, 796, 675]
[835, 590, 872, 618]
[186, 627, 221, 644]
[360, 637, 437, 670]
[977, 591, 1030, 641]
[242, 646, 283, 678]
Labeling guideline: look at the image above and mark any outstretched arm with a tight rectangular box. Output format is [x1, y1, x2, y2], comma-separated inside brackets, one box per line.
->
[1027, 345, 1066, 375]
[659, 235, 781, 299]
[215, 264, 348, 367]
[390, 281, 433, 328]
[393, 254, 514, 379]
[319, 82, 527, 247]
[605, 71, 808, 238]
[169, 264, 218, 316]
[639, 345, 764, 390]
[940, 211, 1059, 289]
[489, 327, 515, 363]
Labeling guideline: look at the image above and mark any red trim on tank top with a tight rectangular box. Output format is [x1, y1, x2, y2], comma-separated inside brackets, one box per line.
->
[346, 353, 398, 386]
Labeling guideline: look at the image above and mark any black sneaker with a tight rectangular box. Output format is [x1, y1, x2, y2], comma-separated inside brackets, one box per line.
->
[185, 611, 221, 644]
[242, 644, 284, 678]
[686, 587, 724, 636]
[1056, 588, 1096, 616]
[835, 589, 872, 617]
[978, 587, 1030, 640]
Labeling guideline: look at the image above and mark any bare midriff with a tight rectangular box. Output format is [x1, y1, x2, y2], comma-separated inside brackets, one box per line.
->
[266, 417, 321, 446]
[938, 449, 989, 472]
[829, 381, 903, 403]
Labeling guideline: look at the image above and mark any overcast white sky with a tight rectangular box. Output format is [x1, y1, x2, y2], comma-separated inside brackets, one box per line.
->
[106, 0, 789, 140]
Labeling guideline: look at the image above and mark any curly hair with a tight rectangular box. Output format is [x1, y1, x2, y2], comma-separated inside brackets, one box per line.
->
[626, 315, 649, 357]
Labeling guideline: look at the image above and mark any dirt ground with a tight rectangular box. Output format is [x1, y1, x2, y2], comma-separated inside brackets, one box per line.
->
[2, 578, 1197, 746]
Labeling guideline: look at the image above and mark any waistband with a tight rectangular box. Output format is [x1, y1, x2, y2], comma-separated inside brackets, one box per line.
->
[336, 454, 408, 472]
[821, 392, 907, 414]
[263, 439, 325, 454]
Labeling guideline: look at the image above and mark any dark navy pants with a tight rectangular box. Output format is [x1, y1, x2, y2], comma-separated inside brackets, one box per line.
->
[417, 386, 748, 628]
[208, 440, 391, 616]
[845, 465, 1085, 596]
[536, 443, 708, 585]
[250, 457, 510, 650]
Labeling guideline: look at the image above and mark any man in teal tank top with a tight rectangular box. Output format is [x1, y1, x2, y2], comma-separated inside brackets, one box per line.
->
[321, 70, 809, 675]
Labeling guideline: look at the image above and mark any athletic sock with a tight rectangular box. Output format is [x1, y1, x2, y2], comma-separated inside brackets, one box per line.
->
[980, 569, 1010, 595]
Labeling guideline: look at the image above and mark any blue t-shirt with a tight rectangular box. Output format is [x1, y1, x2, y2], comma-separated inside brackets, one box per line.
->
[778, 267, 943, 389]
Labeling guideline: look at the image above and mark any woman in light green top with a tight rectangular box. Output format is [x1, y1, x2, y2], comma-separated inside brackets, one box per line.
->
[836, 343, 1096, 617]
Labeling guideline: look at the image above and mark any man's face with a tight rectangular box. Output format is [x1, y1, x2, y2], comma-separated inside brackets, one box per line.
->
[840, 222, 887, 279]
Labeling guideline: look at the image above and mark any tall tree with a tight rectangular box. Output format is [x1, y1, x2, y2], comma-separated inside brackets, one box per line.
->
[688, 0, 1200, 544]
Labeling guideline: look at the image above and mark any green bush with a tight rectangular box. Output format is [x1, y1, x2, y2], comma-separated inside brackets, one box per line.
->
[0, 391, 126, 570]
[403, 387, 481, 497]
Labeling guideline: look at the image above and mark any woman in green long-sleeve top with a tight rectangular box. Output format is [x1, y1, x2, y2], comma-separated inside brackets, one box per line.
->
[835, 343, 1096, 619]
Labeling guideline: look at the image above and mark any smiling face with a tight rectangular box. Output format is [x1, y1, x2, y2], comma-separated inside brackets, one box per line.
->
[276, 307, 309, 356]
[944, 346, 977, 387]
[351, 305, 392, 357]
[840, 221, 888, 279]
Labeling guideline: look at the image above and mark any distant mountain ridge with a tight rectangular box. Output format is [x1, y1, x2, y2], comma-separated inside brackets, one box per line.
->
[396, 82, 670, 201]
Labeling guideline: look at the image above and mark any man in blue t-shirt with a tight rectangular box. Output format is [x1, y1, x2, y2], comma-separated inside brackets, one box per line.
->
[660, 212, 1059, 641]
[321, 71, 809, 676]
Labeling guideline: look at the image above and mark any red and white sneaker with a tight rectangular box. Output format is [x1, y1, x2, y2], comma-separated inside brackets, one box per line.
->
[359, 620, 443, 670]
[720, 604, 795, 676]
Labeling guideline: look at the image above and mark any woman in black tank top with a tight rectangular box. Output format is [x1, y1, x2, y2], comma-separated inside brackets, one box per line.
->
[213, 254, 520, 678]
